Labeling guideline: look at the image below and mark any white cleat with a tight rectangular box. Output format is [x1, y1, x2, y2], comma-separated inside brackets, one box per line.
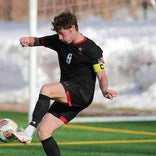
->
[13, 131, 32, 144]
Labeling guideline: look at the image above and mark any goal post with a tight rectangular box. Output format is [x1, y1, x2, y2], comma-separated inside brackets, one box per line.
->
[28, 0, 38, 122]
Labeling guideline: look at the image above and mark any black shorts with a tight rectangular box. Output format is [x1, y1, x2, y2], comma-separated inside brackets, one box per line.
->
[48, 81, 94, 124]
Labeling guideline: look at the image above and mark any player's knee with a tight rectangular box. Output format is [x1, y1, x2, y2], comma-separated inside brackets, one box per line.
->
[37, 125, 52, 140]
[37, 127, 44, 140]
[40, 84, 51, 96]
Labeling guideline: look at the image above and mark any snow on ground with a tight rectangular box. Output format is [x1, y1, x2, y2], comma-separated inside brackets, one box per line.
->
[0, 12, 156, 111]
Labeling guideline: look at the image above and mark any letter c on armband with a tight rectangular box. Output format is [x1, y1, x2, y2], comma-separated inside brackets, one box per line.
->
[93, 63, 105, 73]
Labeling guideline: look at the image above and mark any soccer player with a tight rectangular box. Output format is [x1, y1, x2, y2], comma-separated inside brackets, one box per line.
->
[13, 11, 117, 156]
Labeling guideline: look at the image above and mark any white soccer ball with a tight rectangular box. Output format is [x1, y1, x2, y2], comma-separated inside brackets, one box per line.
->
[0, 118, 18, 142]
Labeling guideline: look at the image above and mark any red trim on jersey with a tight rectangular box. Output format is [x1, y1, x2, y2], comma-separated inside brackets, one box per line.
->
[72, 37, 87, 45]
[66, 91, 72, 106]
[59, 116, 68, 124]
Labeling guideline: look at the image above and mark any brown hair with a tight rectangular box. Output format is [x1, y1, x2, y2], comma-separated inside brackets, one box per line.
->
[52, 10, 78, 32]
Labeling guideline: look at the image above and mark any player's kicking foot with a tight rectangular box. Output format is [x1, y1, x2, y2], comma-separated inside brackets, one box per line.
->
[13, 131, 32, 144]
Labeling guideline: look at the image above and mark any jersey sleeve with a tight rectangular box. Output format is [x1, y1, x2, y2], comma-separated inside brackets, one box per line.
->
[39, 34, 61, 51]
[88, 45, 105, 72]
[89, 45, 103, 64]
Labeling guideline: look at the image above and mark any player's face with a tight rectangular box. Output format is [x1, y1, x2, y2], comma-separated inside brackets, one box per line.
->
[58, 26, 76, 44]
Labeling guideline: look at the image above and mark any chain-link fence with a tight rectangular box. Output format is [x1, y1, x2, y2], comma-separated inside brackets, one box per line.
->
[0, 0, 153, 21]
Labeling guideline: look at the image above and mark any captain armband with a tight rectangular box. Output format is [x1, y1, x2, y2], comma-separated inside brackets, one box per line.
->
[93, 63, 105, 73]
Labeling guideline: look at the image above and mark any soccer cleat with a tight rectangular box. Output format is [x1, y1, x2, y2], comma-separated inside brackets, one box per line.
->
[13, 131, 32, 144]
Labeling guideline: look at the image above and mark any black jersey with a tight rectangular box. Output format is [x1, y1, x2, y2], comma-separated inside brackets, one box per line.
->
[39, 34, 103, 90]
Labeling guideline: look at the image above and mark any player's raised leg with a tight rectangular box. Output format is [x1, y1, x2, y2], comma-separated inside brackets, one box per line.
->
[13, 82, 67, 143]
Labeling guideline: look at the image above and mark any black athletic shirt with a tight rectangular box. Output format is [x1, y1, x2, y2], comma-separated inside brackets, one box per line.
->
[39, 34, 103, 91]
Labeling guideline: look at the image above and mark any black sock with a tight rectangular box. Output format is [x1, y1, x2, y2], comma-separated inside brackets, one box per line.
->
[41, 137, 61, 156]
[30, 94, 50, 128]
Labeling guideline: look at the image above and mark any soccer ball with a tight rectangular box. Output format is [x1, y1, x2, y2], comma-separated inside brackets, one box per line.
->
[0, 118, 18, 142]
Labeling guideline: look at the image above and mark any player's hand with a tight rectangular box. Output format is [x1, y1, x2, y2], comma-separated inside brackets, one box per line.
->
[103, 89, 117, 100]
[19, 37, 30, 47]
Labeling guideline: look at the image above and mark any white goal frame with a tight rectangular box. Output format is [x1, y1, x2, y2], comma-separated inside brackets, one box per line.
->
[28, 0, 38, 122]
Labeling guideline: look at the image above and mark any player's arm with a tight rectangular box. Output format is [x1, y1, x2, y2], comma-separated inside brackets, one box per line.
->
[19, 36, 40, 47]
[93, 62, 117, 100]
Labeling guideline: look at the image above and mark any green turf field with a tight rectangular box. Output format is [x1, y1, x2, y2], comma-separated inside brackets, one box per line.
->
[0, 111, 156, 156]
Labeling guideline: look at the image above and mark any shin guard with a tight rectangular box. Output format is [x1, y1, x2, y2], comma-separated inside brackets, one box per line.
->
[30, 94, 50, 128]
[41, 137, 61, 156]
